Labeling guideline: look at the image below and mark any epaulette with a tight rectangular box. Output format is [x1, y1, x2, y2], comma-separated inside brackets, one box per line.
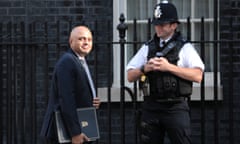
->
[175, 32, 188, 44]
[180, 37, 188, 44]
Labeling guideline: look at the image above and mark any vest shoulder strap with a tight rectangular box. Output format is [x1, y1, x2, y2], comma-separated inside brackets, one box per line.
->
[146, 33, 187, 60]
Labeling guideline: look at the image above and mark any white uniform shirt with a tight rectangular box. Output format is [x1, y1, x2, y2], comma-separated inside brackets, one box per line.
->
[126, 42, 205, 71]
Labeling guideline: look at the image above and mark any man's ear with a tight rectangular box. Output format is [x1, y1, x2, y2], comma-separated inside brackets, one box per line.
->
[171, 23, 178, 30]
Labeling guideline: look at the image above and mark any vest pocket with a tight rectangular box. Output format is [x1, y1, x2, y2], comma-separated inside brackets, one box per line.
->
[178, 79, 192, 96]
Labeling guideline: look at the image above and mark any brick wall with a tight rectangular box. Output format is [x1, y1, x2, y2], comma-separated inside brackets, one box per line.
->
[0, 0, 112, 22]
[219, 0, 240, 144]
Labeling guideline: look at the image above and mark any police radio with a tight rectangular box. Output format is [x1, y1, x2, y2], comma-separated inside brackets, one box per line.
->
[155, 52, 164, 57]
[139, 74, 149, 97]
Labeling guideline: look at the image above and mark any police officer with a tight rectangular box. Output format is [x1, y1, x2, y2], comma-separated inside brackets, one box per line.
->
[126, 1, 204, 144]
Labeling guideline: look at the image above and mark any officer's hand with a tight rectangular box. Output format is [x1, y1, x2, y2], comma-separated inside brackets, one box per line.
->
[145, 58, 156, 72]
[93, 97, 101, 109]
[72, 133, 90, 144]
[152, 57, 171, 71]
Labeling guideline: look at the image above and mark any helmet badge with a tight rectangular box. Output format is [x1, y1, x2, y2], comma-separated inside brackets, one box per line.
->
[154, 6, 162, 18]
[154, 5, 162, 19]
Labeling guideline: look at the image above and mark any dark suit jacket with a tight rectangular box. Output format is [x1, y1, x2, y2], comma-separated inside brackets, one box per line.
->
[40, 49, 94, 141]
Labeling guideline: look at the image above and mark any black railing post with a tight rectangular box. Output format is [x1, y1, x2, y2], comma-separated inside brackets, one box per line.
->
[187, 17, 191, 41]
[117, 13, 127, 144]
[133, 18, 138, 144]
[6, 21, 12, 144]
[200, 17, 206, 144]
[20, 21, 26, 144]
[213, 0, 219, 143]
[107, 20, 112, 144]
[0, 22, 2, 144]
[228, 17, 234, 144]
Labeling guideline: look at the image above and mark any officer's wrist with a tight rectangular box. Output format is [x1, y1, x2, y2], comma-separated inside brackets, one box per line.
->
[140, 65, 145, 74]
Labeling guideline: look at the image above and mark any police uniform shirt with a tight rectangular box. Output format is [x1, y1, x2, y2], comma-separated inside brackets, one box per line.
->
[126, 41, 205, 72]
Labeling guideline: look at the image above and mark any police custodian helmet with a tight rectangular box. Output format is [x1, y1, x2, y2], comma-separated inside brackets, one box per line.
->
[151, 1, 180, 25]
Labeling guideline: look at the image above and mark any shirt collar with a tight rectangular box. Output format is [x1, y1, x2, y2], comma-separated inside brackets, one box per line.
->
[160, 36, 171, 43]
[159, 36, 171, 47]
[74, 51, 85, 61]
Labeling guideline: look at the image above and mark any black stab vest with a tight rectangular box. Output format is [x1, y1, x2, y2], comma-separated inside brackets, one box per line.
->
[145, 32, 193, 99]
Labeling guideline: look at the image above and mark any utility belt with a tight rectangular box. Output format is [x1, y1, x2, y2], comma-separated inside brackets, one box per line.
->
[144, 95, 188, 103]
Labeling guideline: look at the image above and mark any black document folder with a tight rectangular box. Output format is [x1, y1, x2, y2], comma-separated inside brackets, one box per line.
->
[55, 107, 100, 143]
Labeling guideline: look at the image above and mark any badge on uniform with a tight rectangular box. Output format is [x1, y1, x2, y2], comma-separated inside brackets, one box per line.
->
[154, 5, 162, 19]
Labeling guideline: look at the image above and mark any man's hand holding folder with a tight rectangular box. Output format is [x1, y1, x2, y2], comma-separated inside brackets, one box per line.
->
[55, 107, 100, 143]
[72, 133, 90, 144]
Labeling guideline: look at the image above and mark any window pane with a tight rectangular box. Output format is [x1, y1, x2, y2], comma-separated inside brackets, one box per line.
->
[177, 23, 188, 38]
[194, 22, 216, 71]
[127, 0, 159, 20]
[126, 23, 152, 61]
[195, 0, 214, 18]
[171, 0, 191, 18]
[195, 22, 214, 41]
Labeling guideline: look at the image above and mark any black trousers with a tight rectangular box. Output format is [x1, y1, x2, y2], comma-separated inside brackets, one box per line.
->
[140, 101, 191, 144]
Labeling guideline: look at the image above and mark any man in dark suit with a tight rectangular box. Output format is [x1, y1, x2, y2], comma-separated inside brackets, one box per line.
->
[41, 26, 101, 144]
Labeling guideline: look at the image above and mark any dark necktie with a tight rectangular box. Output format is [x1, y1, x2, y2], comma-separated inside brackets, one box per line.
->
[161, 41, 166, 47]
[80, 59, 96, 98]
